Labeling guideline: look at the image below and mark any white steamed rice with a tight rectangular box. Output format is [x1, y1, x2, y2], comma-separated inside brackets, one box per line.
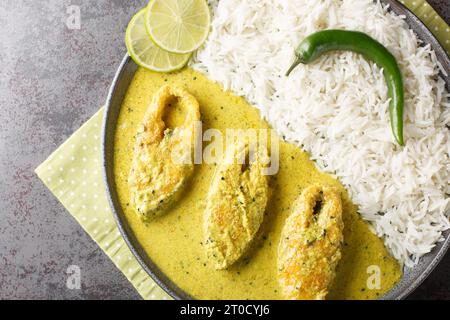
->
[191, 0, 450, 267]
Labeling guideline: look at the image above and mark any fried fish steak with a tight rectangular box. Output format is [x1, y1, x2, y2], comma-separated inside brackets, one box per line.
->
[128, 85, 200, 220]
[205, 141, 270, 269]
[278, 185, 344, 300]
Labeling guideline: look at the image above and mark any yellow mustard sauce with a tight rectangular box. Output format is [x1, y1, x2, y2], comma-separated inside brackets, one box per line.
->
[113, 67, 402, 300]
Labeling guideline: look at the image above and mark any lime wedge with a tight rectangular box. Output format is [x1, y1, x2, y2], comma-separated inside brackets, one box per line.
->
[145, 0, 211, 54]
[126, 9, 191, 73]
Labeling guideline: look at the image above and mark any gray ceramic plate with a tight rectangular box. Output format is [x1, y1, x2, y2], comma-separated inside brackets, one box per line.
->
[102, 0, 450, 300]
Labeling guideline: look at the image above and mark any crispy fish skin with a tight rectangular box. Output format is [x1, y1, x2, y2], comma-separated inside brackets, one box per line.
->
[278, 185, 344, 300]
[128, 85, 200, 220]
[205, 142, 269, 269]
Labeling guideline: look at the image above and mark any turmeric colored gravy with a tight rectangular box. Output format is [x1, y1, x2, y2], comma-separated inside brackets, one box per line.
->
[113, 67, 402, 300]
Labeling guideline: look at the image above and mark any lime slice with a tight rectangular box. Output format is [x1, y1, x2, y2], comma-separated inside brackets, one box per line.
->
[126, 9, 191, 72]
[145, 0, 211, 54]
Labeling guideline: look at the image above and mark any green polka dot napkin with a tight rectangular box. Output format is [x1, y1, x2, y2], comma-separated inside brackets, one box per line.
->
[35, 109, 170, 300]
[402, 0, 450, 55]
[35, 1, 449, 300]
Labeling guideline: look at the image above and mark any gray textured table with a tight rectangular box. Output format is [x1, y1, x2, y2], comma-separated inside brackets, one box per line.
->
[0, 0, 448, 300]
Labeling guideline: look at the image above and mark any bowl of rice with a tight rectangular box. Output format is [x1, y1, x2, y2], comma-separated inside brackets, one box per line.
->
[104, 0, 449, 299]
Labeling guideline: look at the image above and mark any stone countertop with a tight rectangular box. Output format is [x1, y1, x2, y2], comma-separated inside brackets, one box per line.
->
[0, 0, 448, 300]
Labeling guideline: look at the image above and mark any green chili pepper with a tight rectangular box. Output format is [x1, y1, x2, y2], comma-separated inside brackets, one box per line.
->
[286, 30, 404, 146]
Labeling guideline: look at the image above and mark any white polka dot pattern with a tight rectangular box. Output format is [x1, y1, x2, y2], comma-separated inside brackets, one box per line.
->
[35, 108, 170, 300]
[402, 0, 450, 56]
